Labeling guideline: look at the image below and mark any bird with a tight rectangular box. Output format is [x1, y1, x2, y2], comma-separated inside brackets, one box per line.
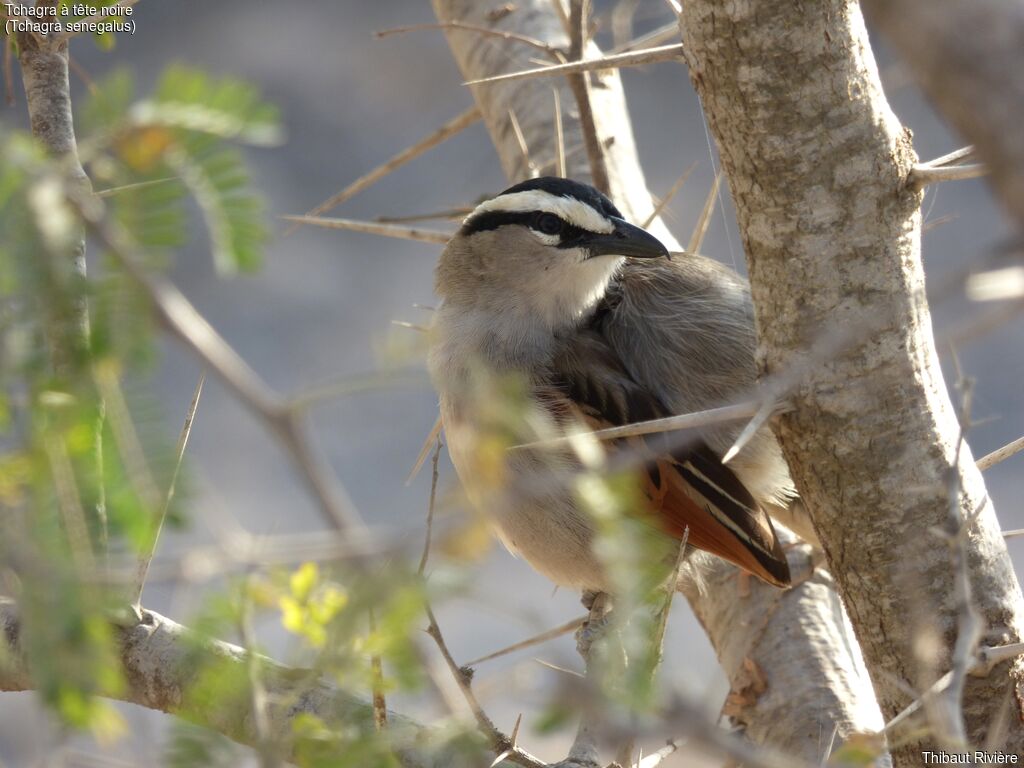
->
[428, 176, 800, 591]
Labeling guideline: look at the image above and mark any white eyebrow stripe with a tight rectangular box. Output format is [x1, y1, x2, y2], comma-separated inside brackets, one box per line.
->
[468, 190, 616, 234]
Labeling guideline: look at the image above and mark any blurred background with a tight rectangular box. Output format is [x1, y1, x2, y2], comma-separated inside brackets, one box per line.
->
[2, 1, 1021, 765]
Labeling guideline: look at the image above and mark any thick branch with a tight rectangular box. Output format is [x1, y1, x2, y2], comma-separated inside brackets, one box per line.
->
[0, 600, 501, 768]
[17, 9, 92, 373]
[678, 1, 1024, 762]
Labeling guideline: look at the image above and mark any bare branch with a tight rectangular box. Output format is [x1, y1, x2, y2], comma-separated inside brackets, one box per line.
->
[721, 397, 776, 465]
[423, 605, 546, 768]
[407, 413, 444, 486]
[133, 372, 205, 607]
[566, 0, 609, 194]
[863, 0, 1024, 231]
[686, 170, 721, 254]
[377, 207, 474, 223]
[76, 198, 364, 533]
[513, 400, 760, 450]
[281, 215, 452, 244]
[643, 161, 696, 229]
[417, 439, 443, 575]
[462, 44, 685, 86]
[552, 88, 566, 178]
[608, 21, 679, 55]
[977, 435, 1024, 471]
[464, 615, 585, 666]
[285, 106, 480, 234]
[0, 600, 514, 768]
[909, 162, 987, 187]
[376, 22, 562, 58]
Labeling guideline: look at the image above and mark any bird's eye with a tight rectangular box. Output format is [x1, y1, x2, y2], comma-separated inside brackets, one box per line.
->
[535, 213, 564, 236]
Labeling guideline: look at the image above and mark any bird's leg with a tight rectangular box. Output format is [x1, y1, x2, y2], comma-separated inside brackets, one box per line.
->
[551, 591, 615, 768]
[576, 590, 613, 657]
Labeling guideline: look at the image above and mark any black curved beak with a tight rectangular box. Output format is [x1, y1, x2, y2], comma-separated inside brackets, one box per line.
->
[585, 217, 670, 260]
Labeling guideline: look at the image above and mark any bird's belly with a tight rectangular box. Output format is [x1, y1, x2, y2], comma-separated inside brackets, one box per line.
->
[442, 408, 608, 591]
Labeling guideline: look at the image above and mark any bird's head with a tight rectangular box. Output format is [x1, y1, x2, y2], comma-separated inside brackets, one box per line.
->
[435, 177, 669, 330]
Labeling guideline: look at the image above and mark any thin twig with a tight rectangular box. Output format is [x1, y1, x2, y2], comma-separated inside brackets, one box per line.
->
[43, 434, 95, 571]
[95, 176, 179, 199]
[463, 43, 685, 86]
[609, 21, 679, 54]
[133, 372, 205, 608]
[513, 400, 761, 450]
[721, 397, 777, 464]
[552, 88, 566, 178]
[507, 109, 538, 178]
[637, 740, 681, 768]
[687, 170, 722, 254]
[464, 615, 586, 666]
[549, 0, 572, 36]
[368, 608, 388, 731]
[406, 413, 444, 486]
[376, 22, 561, 58]
[977, 434, 1024, 471]
[66, 55, 98, 96]
[923, 213, 958, 233]
[567, 0, 610, 194]
[284, 106, 480, 235]
[535, 658, 584, 678]
[884, 640, 1024, 735]
[424, 605, 545, 768]
[376, 206, 473, 224]
[293, 369, 428, 411]
[910, 163, 987, 187]
[920, 145, 975, 168]
[281, 215, 452, 245]
[417, 439, 443, 575]
[75, 196, 363, 534]
[643, 161, 697, 228]
[93, 365, 163, 512]
[240, 576, 281, 768]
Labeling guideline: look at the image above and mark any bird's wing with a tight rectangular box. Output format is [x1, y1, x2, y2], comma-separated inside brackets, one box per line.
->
[550, 328, 790, 587]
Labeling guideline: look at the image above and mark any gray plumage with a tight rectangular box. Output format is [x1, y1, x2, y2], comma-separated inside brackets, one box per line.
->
[429, 177, 802, 592]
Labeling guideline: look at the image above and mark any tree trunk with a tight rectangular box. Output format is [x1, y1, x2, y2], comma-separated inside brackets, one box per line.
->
[678, 1, 1024, 762]
[433, 0, 887, 762]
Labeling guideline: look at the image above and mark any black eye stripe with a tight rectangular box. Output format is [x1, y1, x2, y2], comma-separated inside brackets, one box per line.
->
[461, 209, 591, 244]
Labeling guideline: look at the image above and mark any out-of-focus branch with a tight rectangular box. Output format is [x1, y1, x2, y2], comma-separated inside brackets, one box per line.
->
[0, 599, 507, 768]
[565, 0, 609, 195]
[73, 195, 364, 535]
[285, 106, 481, 235]
[862, 0, 1024, 232]
[463, 44, 685, 86]
[281, 214, 452, 244]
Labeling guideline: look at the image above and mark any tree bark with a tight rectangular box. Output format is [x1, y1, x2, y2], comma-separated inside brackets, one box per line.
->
[862, 0, 1024, 233]
[16, 4, 93, 373]
[0, 600, 491, 768]
[678, 1, 1024, 762]
[433, 0, 887, 762]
